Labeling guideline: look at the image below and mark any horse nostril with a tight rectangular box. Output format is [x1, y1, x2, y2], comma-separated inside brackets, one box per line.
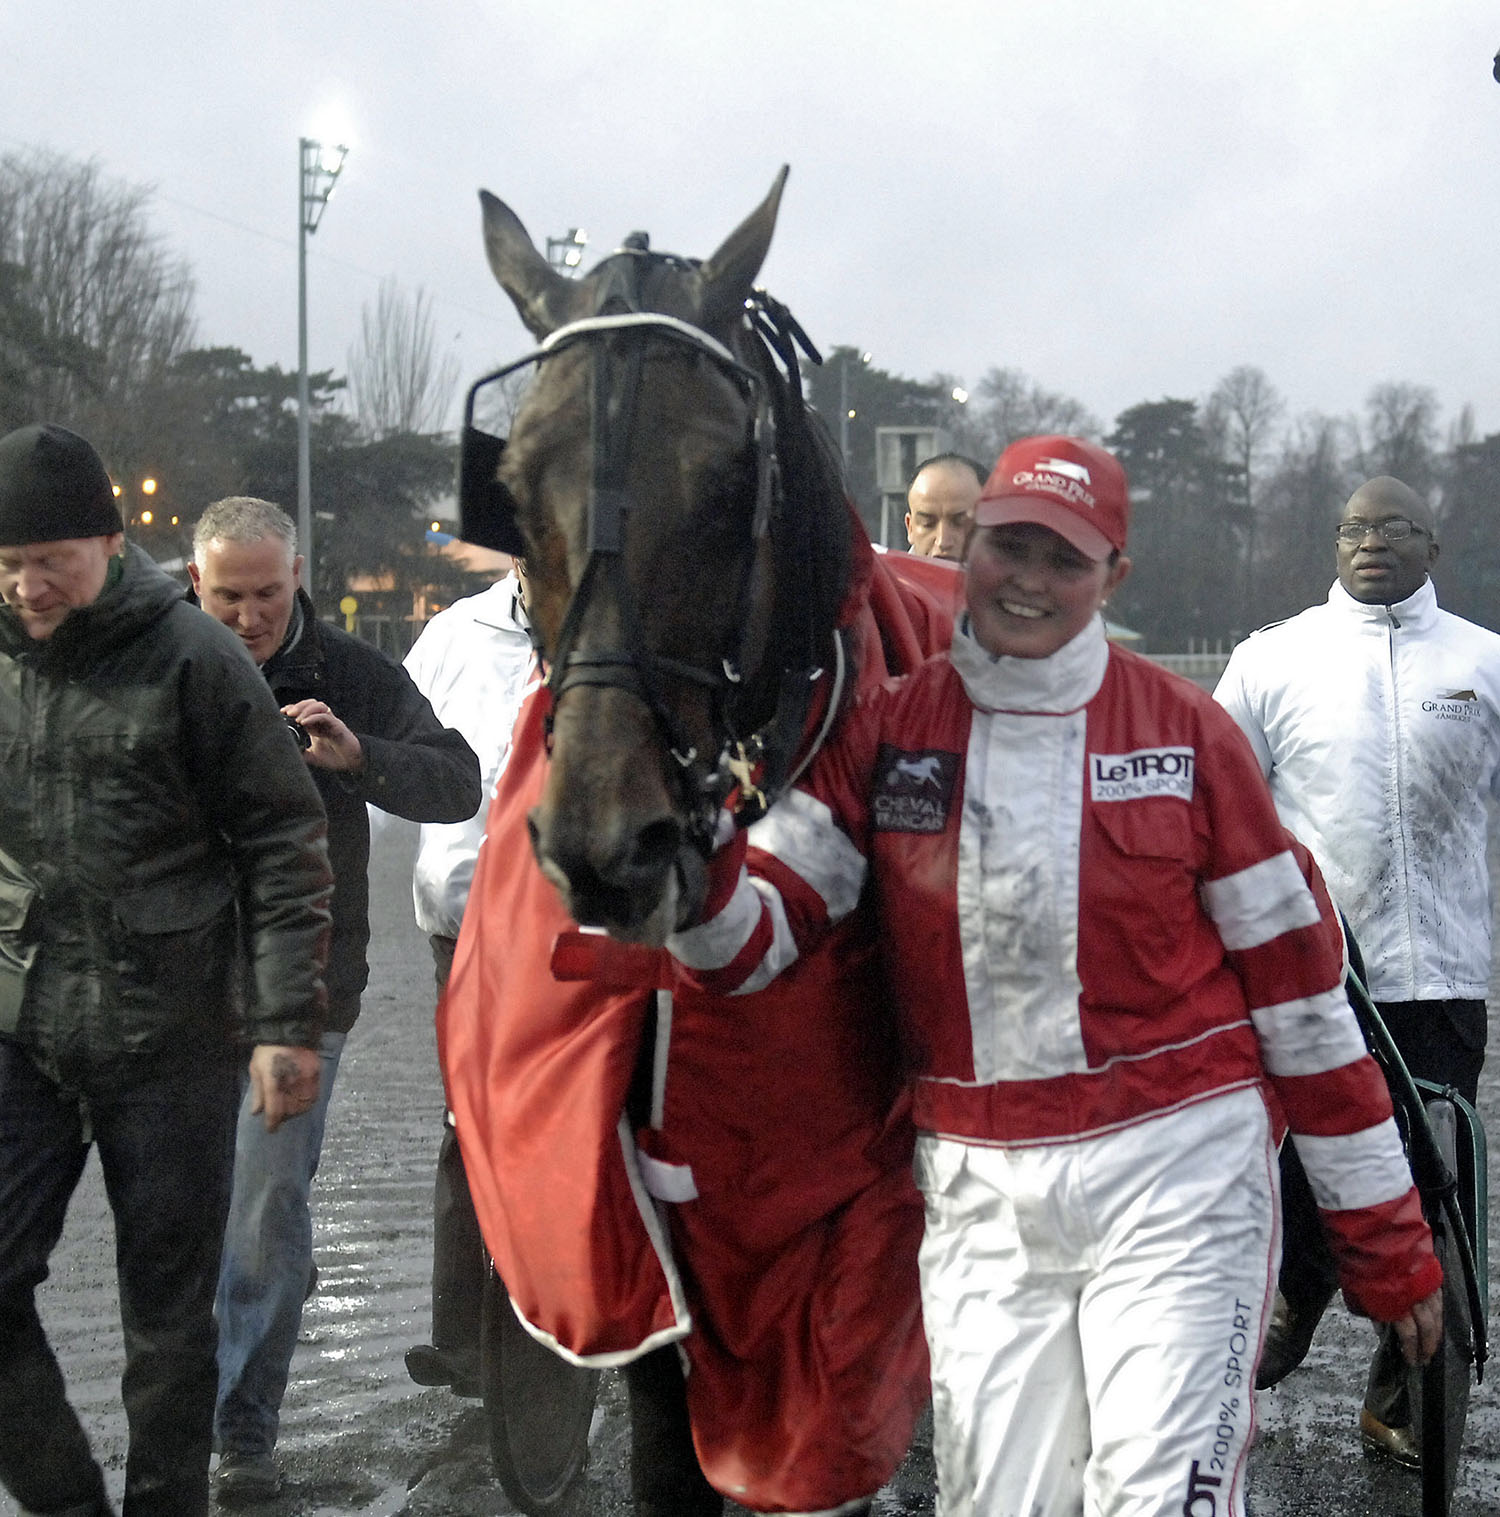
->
[631, 818, 682, 879]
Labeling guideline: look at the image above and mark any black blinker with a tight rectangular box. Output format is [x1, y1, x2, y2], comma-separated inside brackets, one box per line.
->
[457, 425, 528, 557]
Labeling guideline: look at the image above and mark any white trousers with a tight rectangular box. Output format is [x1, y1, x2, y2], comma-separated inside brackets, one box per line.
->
[916, 1088, 1280, 1517]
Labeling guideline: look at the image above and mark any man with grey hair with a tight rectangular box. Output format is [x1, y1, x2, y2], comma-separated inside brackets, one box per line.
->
[0, 428, 332, 1517]
[1217, 474, 1500, 1467]
[189, 497, 481, 1500]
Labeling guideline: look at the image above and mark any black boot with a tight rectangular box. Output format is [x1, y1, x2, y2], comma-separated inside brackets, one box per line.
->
[622, 1347, 723, 1517]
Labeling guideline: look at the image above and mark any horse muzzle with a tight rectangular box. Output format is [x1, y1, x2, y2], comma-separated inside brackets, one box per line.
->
[527, 804, 709, 947]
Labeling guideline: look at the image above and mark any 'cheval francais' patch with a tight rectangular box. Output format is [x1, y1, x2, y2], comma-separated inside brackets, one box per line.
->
[872, 745, 959, 833]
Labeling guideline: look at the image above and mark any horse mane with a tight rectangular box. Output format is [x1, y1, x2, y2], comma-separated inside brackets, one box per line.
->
[752, 329, 853, 674]
[711, 301, 855, 805]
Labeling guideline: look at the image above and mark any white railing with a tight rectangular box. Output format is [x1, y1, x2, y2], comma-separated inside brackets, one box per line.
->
[1148, 652, 1232, 688]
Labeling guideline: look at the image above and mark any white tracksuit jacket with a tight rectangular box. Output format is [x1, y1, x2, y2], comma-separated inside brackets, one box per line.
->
[402, 574, 535, 937]
[1215, 577, 1500, 1003]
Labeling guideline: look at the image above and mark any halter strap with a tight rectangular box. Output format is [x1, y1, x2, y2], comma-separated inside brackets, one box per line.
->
[542, 311, 745, 372]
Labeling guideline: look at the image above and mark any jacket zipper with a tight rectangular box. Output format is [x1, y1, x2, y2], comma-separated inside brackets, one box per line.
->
[1385, 607, 1418, 993]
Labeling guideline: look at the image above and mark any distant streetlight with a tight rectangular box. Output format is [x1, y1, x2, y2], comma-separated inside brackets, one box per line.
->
[839, 349, 872, 464]
[111, 476, 163, 527]
[297, 135, 349, 600]
[546, 227, 588, 276]
[951, 387, 969, 406]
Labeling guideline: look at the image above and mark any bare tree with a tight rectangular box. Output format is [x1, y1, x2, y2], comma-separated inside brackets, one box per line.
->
[969, 367, 1100, 463]
[1360, 381, 1440, 496]
[1447, 402, 1478, 453]
[1205, 366, 1283, 497]
[1256, 414, 1358, 622]
[0, 148, 196, 463]
[346, 279, 461, 438]
[1204, 365, 1284, 619]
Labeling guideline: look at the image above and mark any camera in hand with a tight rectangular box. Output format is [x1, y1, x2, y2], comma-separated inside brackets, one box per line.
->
[283, 715, 312, 752]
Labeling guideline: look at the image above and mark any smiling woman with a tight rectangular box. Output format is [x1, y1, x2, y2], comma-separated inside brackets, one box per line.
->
[960, 437, 1131, 661]
[667, 431, 1445, 1517]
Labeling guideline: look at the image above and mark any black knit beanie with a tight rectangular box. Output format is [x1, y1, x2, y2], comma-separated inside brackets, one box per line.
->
[0, 423, 124, 545]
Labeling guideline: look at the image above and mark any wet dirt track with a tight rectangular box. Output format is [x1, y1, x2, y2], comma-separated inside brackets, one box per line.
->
[4, 825, 1497, 1517]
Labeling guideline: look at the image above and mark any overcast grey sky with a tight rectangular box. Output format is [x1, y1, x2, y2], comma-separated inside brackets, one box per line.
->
[7, 1, 1500, 441]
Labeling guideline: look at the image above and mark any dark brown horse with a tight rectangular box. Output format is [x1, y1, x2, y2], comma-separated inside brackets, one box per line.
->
[461, 167, 852, 945]
[449, 171, 945, 1516]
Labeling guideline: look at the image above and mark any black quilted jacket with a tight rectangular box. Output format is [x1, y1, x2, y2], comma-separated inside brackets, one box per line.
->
[0, 544, 333, 1087]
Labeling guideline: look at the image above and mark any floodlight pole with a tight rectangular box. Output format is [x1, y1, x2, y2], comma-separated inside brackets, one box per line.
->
[545, 227, 589, 276]
[839, 355, 851, 466]
[297, 136, 348, 601]
[838, 348, 872, 467]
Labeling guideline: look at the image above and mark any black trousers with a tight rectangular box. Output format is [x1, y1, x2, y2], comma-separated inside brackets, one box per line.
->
[1277, 997, 1486, 1426]
[621, 1347, 723, 1517]
[427, 936, 486, 1365]
[0, 1042, 237, 1517]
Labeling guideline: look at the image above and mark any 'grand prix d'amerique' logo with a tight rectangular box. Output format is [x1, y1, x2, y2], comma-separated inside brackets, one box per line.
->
[1422, 688, 1480, 723]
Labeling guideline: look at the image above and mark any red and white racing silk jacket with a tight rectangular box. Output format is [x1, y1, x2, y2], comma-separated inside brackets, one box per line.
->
[672, 615, 1440, 1322]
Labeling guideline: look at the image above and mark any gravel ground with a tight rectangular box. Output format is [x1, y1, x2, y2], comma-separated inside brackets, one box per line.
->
[3, 824, 1496, 1517]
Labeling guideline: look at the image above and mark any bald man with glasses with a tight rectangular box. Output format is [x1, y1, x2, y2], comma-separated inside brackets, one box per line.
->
[1215, 475, 1500, 1469]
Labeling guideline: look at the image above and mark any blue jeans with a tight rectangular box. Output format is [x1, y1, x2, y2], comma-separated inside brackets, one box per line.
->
[0, 1041, 237, 1517]
[213, 1031, 345, 1457]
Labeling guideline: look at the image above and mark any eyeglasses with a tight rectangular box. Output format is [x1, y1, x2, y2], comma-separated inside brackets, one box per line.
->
[1335, 518, 1428, 545]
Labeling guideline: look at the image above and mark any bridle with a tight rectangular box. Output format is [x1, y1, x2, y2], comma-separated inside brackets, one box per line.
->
[458, 249, 835, 854]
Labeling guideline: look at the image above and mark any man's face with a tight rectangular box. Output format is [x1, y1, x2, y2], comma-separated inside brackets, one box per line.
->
[0, 533, 124, 640]
[906, 463, 981, 561]
[1335, 507, 1438, 607]
[189, 536, 301, 665]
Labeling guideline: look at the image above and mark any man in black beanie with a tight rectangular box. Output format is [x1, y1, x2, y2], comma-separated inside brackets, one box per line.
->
[0, 423, 334, 1517]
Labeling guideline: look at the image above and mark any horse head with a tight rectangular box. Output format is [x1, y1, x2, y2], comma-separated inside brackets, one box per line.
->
[472, 169, 844, 945]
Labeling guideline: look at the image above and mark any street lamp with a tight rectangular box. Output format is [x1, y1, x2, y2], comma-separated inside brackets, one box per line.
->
[546, 227, 588, 276]
[839, 349, 872, 465]
[297, 136, 348, 599]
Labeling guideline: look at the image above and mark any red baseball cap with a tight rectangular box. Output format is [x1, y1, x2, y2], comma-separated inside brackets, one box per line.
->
[974, 435, 1130, 561]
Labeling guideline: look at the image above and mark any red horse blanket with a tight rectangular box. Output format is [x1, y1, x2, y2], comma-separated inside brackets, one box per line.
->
[440, 535, 959, 1511]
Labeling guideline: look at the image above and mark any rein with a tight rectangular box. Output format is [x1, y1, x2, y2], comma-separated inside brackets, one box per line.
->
[458, 255, 838, 853]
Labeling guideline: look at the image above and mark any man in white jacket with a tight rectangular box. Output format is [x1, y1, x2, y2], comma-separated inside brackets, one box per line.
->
[397, 568, 536, 1397]
[1215, 475, 1500, 1466]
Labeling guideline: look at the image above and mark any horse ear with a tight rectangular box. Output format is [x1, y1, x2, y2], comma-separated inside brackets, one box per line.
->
[480, 190, 583, 340]
[697, 166, 789, 332]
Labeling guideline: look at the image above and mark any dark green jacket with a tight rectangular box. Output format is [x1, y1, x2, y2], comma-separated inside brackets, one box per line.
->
[0, 543, 332, 1088]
